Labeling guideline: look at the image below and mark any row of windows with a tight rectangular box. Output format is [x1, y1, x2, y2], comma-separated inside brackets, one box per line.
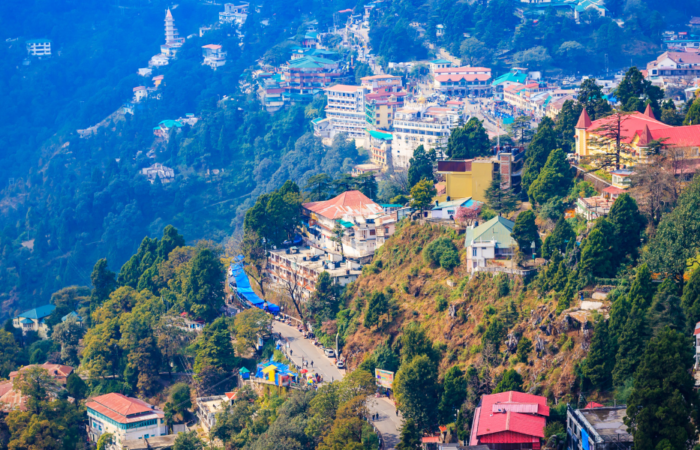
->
[88, 409, 161, 430]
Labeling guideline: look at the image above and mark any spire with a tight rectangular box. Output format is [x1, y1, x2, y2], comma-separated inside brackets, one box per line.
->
[644, 104, 656, 120]
[576, 108, 592, 129]
[638, 124, 652, 146]
[166, 8, 173, 19]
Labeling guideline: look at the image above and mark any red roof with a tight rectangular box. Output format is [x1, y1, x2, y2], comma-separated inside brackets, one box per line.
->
[576, 108, 592, 129]
[421, 436, 441, 443]
[225, 392, 238, 400]
[644, 104, 656, 120]
[133, 86, 146, 92]
[202, 44, 222, 50]
[86, 393, 163, 424]
[472, 391, 548, 445]
[303, 190, 383, 220]
[584, 402, 605, 409]
[603, 186, 625, 195]
[695, 322, 700, 335]
[10, 363, 74, 380]
[584, 111, 700, 147]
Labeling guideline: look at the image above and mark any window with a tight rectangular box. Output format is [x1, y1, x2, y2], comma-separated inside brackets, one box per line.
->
[472, 248, 477, 257]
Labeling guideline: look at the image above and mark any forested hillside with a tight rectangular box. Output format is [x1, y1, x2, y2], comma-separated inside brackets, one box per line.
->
[0, 0, 360, 316]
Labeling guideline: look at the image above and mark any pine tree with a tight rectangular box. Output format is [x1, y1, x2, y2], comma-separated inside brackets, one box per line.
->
[627, 264, 655, 310]
[648, 282, 685, 338]
[511, 210, 541, 255]
[522, 117, 558, 197]
[682, 268, 700, 334]
[494, 369, 523, 393]
[484, 173, 518, 215]
[396, 419, 422, 450]
[542, 217, 575, 259]
[580, 228, 614, 278]
[527, 148, 573, 206]
[550, 260, 568, 292]
[625, 328, 698, 450]
[407, 145, 435, 188]
[584, 320, 615, 389]
[684, 95, 700, 126]
[438, 366, 466, 424]
[607, 193, 644, 267]
[612, 301, 651, 387]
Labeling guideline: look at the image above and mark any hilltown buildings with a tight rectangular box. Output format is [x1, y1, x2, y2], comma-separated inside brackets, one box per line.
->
[140, 163, 175, 183]
[432, 66, 492, 96]
[391, 104, 459, 168]
[202, 44, 227, 68]
[12, 304, 55, 338]
[219, 3, 249, 25]
[566, 404, 632, 450]
[149, 10, 184, 67]
[646, 51, 700, 78]
[302, 190, 396, 262]
[26, 39, 51, 57]
[266, 246, 361, 298]
[469, 391, 548, 449]
[87, 393, 168, 449]
[322, 84, 369, 141]
[574, 106, 700, 175]
[0, 363, 74, 412]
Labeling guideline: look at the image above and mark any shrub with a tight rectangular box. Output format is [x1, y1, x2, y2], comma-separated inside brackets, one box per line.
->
[423, 237, 461, 271]
[436, 296, 448, 312]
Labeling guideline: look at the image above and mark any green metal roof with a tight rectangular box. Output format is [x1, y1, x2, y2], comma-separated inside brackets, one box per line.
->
[16, 304, 55, 320]
[464, 215, 516, 248]
[239, 367, 251, 373]
[367, 129, 393, 140]
[304, 31, 318, 40]
[158, 120, 184, 128]
[337, 219, 354, 228]
[380, 204, 402, 208]
[492, 71, 528, 86]
[430, 59, 452, 64]
[432, 198, 471, 210]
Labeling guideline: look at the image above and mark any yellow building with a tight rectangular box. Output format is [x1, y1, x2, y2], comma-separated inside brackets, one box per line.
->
[436, 159, 494, 203]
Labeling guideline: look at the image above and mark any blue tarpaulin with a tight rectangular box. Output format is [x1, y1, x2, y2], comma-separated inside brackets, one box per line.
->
[232, 256, 280, 315]
[581, 428, 590, 450]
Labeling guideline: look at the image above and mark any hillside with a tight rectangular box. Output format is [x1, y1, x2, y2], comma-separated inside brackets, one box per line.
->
[340, 220, 596, 403]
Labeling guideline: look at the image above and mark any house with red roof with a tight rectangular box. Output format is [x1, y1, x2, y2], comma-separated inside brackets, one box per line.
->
[575, 106, 700, 178]
[87, 393, 168, 448]
[469, 391, 549, 450]
[433, 66, 492, 97]
[301, 190, 394, 261]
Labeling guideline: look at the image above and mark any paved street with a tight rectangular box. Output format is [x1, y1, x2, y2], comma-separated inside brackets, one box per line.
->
[272, 321, 402, 449]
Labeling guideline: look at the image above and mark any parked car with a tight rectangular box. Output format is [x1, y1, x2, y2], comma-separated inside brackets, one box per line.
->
[324, 348, 335, 358]
[336, 360, 345, 369]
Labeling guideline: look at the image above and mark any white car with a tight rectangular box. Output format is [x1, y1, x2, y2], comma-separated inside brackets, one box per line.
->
[337, 360, 345, 369]
[324, 348, 335, 358]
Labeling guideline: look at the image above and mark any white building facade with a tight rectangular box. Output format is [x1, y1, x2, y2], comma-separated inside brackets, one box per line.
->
[26, 39, 51, 57]
[87, 393, 168, 450]
[391, 106, 457, 169]
[324, 85, 370, 141]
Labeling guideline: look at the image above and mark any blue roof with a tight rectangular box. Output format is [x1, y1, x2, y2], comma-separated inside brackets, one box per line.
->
[16, 304, 55, 320]
[380, 204, 402, 208]
[430, 59, 452, 64]
[21, 318, 34, 324]
[61, 311, 83, 322]
[432, 198, 472, 210]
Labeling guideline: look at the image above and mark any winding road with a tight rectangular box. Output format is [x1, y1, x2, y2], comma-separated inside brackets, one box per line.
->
[272, 321, 403, 449]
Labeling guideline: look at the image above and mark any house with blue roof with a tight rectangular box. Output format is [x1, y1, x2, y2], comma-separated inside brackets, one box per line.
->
[429, 59, 453, 73]
[61, 311, 83, 326]
[13, 304, 56, 338]
[431, 197, 480, 220]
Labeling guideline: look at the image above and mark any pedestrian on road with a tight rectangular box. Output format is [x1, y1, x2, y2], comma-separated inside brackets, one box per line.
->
[310, 360, 314, 367]
[290, 349, 293, 356]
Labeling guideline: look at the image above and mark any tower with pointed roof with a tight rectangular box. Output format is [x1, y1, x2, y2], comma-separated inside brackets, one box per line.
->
[162, 9, 184, 55]
[574, 108, 592, 157]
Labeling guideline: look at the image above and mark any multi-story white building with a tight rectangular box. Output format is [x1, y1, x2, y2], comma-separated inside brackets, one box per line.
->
[202, 44, 227, 69]
[433, 66, 492, 96]
[26, 39, 51, 57]
[324, 84, 370, 141]
[219, 3, 249, 25]
[87, 393, 168, 449]
[302, 190, 395, 262]
[267, 247, 361, 298]
[391, 105, 458, 169]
